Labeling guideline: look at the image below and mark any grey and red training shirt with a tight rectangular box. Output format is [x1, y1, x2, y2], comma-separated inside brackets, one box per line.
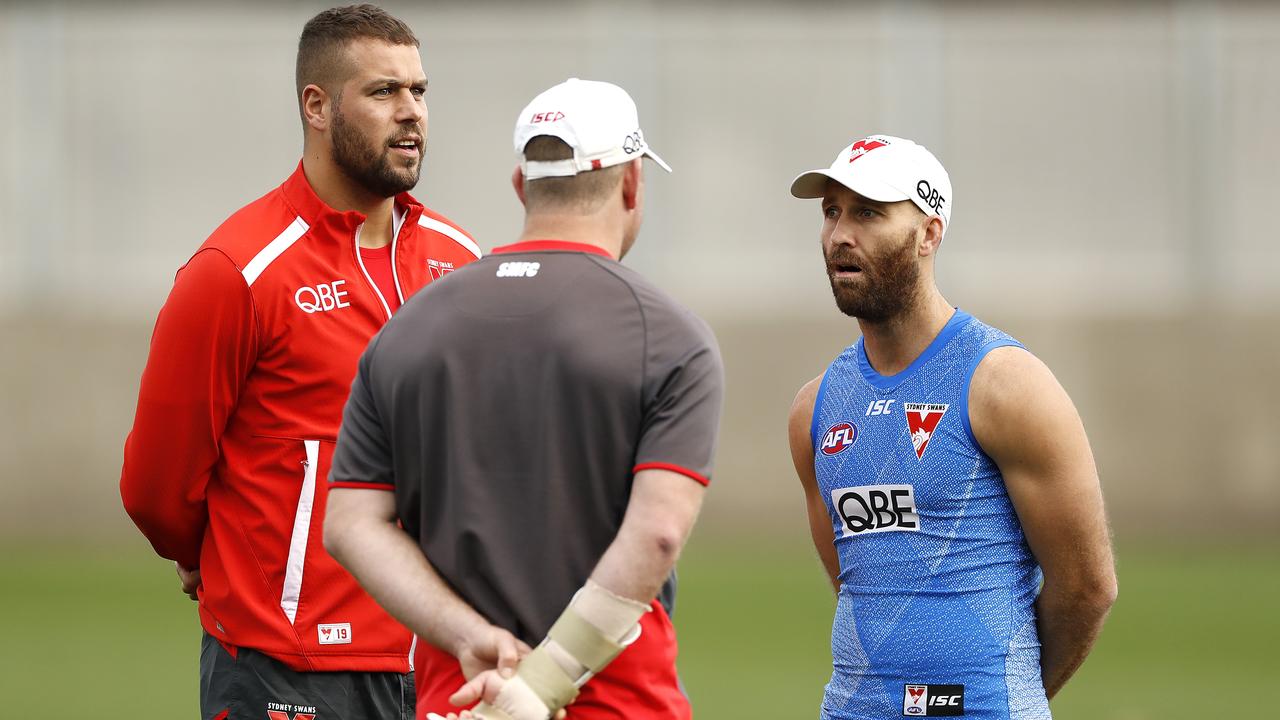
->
[330, 239, 724, 719]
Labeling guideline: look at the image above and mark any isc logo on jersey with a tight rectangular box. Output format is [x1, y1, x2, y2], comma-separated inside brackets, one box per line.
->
[820, 422, 858, 455]
[865, 399, 895, 416]
[830, 484, 919, 537]
[496, 261, 540, 278]
[903, 684, 964, 716]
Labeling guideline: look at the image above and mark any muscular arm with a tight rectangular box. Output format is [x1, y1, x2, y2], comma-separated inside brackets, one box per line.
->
[586, 467, 705, 604]
[120, 250, 257, 569]
[324, 488, 528, 679]
[970, 347, 1117, 699]
[788, 375, 841, 591]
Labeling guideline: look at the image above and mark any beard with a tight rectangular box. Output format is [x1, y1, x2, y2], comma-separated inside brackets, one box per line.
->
[825, 226, 922, 322]
[331, 104, 422, 198]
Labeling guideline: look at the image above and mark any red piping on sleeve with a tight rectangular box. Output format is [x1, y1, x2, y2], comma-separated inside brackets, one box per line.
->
[329, 482, 395, 491]
[632, 462, 710, 487]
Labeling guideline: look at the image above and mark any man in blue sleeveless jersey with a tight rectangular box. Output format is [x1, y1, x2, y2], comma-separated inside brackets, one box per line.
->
[785, 135, 1117, 719]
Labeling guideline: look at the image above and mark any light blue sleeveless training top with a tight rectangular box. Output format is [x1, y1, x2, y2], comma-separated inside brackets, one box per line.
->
[810, 309, 1050, 720]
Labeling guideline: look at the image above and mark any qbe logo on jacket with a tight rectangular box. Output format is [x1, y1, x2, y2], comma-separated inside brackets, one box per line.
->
[903, 683, 964, 716]
[830, 484, 919, 537]
[294, 280, 351, 313]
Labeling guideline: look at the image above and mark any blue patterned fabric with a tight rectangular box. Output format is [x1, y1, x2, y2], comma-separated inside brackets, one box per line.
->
[810, 310, 1050, 720]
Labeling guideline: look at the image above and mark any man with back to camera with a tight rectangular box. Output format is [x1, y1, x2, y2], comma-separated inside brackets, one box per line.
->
[119, 5, 485, 718]
[785, 135, 1118, 719]
[322, 77, 724, 720]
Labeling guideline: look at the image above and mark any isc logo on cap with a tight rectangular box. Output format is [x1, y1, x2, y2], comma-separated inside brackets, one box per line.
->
[820, 422, 858, 456]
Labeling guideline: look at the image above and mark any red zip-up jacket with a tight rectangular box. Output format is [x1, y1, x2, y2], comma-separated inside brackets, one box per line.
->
[121, 163, 480, 672]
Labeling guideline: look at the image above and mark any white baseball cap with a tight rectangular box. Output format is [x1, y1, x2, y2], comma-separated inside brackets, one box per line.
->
[513, 78, 672, 180]
[790, 134, 953, 233]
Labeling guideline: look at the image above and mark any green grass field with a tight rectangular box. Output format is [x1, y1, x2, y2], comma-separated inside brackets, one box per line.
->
[1, 540, 1275, 719]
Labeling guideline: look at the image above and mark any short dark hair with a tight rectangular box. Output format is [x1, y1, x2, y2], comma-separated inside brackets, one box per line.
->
[522, 136, 626, 213]
[296, 4, 419, 102]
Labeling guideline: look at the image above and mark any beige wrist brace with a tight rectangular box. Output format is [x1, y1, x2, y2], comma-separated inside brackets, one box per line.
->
[493, 580, 652, 716]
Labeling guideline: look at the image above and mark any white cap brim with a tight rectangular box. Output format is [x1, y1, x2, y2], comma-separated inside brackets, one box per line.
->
[789, 169, 909, 203]
[646, 147, 672, 173]
[523, 144, 672, 180]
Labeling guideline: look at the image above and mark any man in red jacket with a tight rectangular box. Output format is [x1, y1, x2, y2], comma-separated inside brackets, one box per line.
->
[120, 5, 492, 718]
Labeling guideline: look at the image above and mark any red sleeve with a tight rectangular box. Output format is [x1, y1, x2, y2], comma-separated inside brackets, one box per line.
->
[120, 249, 257, 568]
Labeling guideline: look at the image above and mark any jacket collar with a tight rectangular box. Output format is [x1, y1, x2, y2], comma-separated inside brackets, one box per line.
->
[281, 161, 426, 238]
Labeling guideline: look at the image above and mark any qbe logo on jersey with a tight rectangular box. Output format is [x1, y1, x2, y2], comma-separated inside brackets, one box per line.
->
[820, 422, 859, 456]
[903, 683, 964, 716]
[830, 484, 919, 537]
[904, 403, 949, 459]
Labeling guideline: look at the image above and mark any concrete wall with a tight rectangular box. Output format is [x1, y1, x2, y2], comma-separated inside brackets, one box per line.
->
[2, 1, 1277, 543]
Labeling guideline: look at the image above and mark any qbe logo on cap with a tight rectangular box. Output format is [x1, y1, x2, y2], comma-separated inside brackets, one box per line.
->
[903, 684, 964, 716]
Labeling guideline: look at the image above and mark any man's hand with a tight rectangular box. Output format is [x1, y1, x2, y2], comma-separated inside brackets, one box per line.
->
[424, 669, 567, 720]
[456, 625, 532, 681]
[449, 669, 512, 711]
[175, 562, 201, 601]
[325, 488, 530, 680]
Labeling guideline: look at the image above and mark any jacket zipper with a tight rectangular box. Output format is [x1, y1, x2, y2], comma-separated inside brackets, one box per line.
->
[353, 224, 392, 320]
[390, 220, 406, 306]
[353, 213, 409, 320]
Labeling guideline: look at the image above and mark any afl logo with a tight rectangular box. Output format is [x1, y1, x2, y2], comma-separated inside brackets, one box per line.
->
[820, 422, 858, 455]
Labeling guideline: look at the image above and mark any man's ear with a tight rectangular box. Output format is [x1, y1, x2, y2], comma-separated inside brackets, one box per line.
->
[511, 166, 528, 206]
[919, 216, 945, 257]
[302, 84, 332, 133]
[621, 159, 642, 211]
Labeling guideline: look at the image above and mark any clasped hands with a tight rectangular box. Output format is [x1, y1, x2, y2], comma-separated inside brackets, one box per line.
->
[429, 624, 568, 720]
